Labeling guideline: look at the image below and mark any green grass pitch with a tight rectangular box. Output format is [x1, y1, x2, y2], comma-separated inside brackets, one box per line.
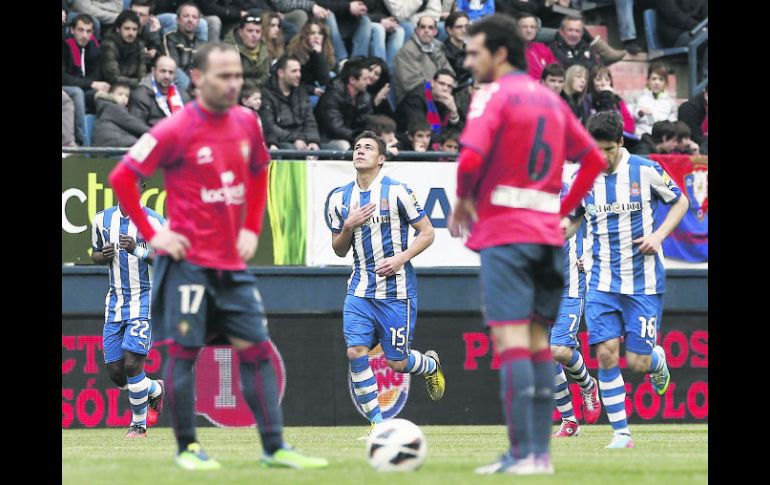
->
[62, 424, 707, 485]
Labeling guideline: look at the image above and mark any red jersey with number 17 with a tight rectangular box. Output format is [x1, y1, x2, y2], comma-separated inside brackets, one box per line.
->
[459, 72, 597, 251]
[120, 101, 270, 271]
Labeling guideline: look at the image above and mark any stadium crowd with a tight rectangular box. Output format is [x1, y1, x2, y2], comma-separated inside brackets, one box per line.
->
[62, 0, 707, 156]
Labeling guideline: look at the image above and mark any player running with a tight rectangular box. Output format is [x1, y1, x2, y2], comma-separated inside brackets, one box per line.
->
[448, 14, 608, 475]
[108, 42, 327, 471]
[562, 111, 689, 449]
[551, 165, 602, 438]
[91, 190, 166, 438]
[325, 131, 445, 439]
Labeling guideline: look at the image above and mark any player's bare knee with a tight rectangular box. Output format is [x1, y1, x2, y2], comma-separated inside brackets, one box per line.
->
[386, 359, 408, 372]
[596, 346, 618, 368]
[106, 361, 127, 387]
[551, 345, 572, 364]
[122, 352, 145, 377]
[347, 346, 368, 360]
[626, 353, 651, 373]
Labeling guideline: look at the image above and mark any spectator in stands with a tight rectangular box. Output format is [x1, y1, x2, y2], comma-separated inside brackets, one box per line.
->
[404, 119, 433, 152]
[100, 11, 147, 89]
[163, 3, 203, 91]
[633, 61, 677, 137]
[315, 1, 375, 66]
[561, 64, 588, 123]
[586, 65, 634, 134]
[235, 1, 331, 43]
[550, 15, 624, 69]
[62, 13, 108, 145]
[71, 0, 123, 37]
[287, 19, 336, 96]
[437, 127, 459, 153]
[455, 0, 494, 22]
[263, 12, 285, 65]
[518, 12, 556, 81]
[632, 120, 677, 156]
[380, 0, 443, 50]
[495, 0, 546, 19]
[615, 0, 641, 55]
[672, 121, 700, 155]
[129, 55, 189, 126]
[225, 15, 271, 90]
[365, 0, 407, 72]
[678, 86, 707, 154]
[240, 86, 263, 112]
[393, 15, 454, 104]
[366, 56, 394, 116]
[154, 0, 213, 42]
[442, 11, 471, 88]
[259, 55, 322, 151]
[366, 114, 400, 155]
[395, 69, 462, 137]
[93, 82, 151, 147]
[653, 0, 707, 49]
[63, 90, 77, 147]
[540, 62, 565, 95]
[129, 0, 163, 67]
[314, 58, 374, 150]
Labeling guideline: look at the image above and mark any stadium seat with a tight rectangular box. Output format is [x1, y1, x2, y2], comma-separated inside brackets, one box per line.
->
[643, 10, 689, 60]
[83, 114, 96, 147]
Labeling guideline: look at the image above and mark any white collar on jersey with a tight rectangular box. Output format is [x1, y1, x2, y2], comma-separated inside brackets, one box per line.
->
[605, 147, 630, 176]
[354, 168, 385, 192]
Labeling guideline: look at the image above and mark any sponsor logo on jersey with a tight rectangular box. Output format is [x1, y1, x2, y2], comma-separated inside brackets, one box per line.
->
[366, 215, 391, 225]
[197, 146, 214, 165]
[128, 133, 158, 163]
[348, 344, 410, 420]
[201, 183, 245, 205]
[586, 201, 643, 215]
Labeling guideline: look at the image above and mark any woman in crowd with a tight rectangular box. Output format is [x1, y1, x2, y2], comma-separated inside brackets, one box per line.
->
[633, 61, 678, 136]
[287, 19, 335, 97]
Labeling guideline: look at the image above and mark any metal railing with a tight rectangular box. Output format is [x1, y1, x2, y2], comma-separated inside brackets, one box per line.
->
[61, 146, 459, 161]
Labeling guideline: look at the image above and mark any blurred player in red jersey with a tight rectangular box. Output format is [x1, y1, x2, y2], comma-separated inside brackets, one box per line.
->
[448, 14, 608, 475]
[108, 42, 327, 471]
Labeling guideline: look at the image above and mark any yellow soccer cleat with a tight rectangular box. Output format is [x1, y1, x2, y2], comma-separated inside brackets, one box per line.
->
[424, 350, 445, 401]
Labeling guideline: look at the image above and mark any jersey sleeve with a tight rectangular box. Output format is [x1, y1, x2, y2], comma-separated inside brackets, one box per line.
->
[325, 189, 344, 234]
[396, 184, 426, 224]
[459, 82, 504, 158]
[120, 117, 183, 178]
[563, 102, 598, 162]
[645, 163, 682, 204]
[91, 212, 105, 252]
[250, 110, 271, 174]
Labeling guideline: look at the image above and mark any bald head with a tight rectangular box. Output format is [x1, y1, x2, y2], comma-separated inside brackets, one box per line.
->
[153, 55, 177, 91]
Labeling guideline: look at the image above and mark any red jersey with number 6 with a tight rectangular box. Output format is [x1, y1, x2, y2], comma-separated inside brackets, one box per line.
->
[458, 71, 597, 251]
[120, 101, 270, 270]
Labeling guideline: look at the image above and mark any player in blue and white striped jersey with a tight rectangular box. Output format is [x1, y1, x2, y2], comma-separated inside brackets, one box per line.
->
[562, 112, 689, 449]
[91, 193, 166, 438]
[551, 165, 602, 439]
[325, 131, 445, 438]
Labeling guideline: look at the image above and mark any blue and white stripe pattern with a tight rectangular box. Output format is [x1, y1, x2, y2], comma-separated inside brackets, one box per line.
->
[127, 371, 151, 427]
[326, 173, 426, 300]
[598, 367, 629, 435]
[92, 206, 166, 324]
[579, 149, 681, 295]
[562, 164, 586, 298]
[553, 364, 575, 420]
[350, 355, 382, 423]
[405, 350, 437, 375]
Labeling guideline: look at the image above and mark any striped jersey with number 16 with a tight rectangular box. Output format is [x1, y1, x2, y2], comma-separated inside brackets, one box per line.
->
[325, 171, 426, 300]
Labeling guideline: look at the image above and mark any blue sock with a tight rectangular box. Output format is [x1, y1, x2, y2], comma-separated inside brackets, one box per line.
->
[404, 350, 437, 375]
[598, 367, 630, 436]
[127, 371, 150, 428]
[148, 380, 161, 398]
[553, 363, 576, 421]
[647, 349, 663, 373]
[499, 348, 534, 460]
[350, 355, 383, 423]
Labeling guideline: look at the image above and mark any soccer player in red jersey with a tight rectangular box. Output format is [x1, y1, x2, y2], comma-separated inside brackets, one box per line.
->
[448, 14, 608, 475]
[108, 42, 328, 471]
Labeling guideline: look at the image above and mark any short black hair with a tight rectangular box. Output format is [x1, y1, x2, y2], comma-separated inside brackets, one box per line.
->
[114, 10, 141, 29]
[240, 85, 261, 100]
[445, 11, 470, 29]
[130, 0, 154, 11]
[275, 54, 301, 73]
[673, 120, 691, 140]
[433, 69, 456, 81]
[467, 14, 527, 71]
[541, 63, 565, 81]
[192, 42, 239, 71]
[408, 119, 432, 136]
[109, 81, 132, 93]
[439, 128, 461, 144]
[341, 58, 368, 84]
[650, 120, 676, 143]
[365, 115, 397, 135]
[586, 111, 624, 142]
[176, 2, 200, 16]
[353, 131, 387, 156]
[70, 13, 95, 29]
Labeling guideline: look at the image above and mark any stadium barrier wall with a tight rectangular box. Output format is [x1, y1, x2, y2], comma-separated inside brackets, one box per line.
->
[62, 267, 707, 428]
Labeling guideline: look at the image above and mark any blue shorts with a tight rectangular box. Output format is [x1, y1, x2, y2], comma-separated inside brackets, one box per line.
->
[479, 244, 563, 327]
[550, 296, 584, 348]
[151, 257, 270, 348]
[584, 290, 663, 355]
[343, 295, 416, 361]
[103, 318, 152, 363]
